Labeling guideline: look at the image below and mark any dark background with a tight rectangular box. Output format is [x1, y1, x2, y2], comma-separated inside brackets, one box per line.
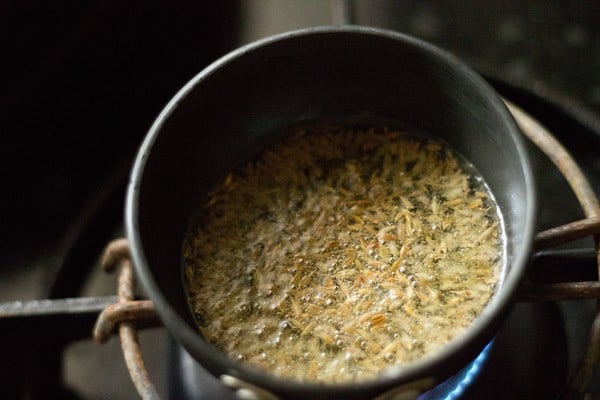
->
[0, 1, 239, 292]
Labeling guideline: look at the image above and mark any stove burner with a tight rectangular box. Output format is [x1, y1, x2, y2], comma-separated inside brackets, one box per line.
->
[0, 78, 599, 399]
[122, 92, 600, 400]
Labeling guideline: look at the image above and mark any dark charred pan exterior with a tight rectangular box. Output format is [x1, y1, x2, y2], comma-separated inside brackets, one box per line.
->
[126, 26, 536, 399]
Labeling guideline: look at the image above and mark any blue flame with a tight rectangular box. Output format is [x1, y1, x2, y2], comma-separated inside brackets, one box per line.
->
[418, 341, 494, 400]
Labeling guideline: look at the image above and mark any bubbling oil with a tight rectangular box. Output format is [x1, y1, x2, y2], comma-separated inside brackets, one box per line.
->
[183, 125, 503, 383]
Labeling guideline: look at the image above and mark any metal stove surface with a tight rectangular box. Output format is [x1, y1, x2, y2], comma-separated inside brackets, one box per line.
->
[2, 77, 595, 400]
[2, 2, 600, 399]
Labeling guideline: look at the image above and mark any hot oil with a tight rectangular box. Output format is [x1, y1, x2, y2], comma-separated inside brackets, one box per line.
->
[182, 125, 504, 383]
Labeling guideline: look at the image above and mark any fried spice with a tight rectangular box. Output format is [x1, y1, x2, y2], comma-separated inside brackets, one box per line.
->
[183, 126, 503, 383]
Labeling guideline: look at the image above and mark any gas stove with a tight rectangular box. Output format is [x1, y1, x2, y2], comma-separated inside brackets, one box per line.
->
[1, 2, 600, 399]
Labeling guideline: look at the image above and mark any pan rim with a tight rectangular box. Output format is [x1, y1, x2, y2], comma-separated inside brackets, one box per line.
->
[126, 24, 537, 398]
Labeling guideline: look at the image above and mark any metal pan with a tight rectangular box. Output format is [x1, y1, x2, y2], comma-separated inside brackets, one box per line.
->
[125, 26, 536, 399]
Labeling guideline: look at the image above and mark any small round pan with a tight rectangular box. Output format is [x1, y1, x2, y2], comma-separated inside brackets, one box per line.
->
[126, 26, 536, 400]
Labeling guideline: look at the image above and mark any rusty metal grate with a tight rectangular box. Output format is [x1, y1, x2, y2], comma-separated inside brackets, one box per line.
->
[94, 103, 600, 400]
